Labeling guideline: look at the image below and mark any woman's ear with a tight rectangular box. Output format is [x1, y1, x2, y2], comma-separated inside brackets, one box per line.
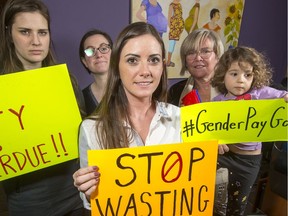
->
[81, 57, 88, 68]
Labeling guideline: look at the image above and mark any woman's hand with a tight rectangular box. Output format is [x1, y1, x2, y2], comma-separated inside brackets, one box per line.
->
[73, 166, 100, 201]
[218, 144, 229, 154]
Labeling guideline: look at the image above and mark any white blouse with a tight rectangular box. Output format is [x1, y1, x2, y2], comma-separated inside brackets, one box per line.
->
[78, 101, 182, 209]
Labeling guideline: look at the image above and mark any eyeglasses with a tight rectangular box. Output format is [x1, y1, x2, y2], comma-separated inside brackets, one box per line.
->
[186, 48, 214, 60]
[84, 43, 111, 57]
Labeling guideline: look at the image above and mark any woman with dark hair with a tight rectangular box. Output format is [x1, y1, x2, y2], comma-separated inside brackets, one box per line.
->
[202, 8, 221, 34]
[0, 0, 55, 73]
[79, 29, 113, 115]
[73, 22, 181, 210]
[0, 0, 85, 215]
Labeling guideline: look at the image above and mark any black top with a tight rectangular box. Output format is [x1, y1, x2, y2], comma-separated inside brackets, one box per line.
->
[3, 160, 83, 215]
[167, 79, 188, 106]
[82, 84, 99, 115]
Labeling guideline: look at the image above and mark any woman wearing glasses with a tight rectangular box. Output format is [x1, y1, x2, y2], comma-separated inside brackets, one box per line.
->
[168, 28, 224, 106]
[167, 29, 227, 215]
[79, 29, 113, 115]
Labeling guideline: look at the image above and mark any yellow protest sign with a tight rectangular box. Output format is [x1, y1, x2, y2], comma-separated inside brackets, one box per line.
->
[88, 141, 218, 216]
[0, 64, 82, 181]
[181, 99, 288, 144]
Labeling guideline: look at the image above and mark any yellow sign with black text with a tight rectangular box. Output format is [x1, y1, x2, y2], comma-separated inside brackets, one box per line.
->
[88, 141, 218, 216]
[181, 99, 287, 144]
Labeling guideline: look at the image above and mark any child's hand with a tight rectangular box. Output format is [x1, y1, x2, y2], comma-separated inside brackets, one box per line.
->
[218, 144, 229, 154]
[284, 93, 288, 102]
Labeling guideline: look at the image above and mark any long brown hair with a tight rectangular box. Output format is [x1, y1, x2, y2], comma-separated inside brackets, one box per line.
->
[92, 22, 168, 149]
[0, 0, 56, 74]
[0, 0, 87, 118]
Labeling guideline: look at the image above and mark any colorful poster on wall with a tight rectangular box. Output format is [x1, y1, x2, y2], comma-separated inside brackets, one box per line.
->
[88, 141, 218, 216]
[0, 64, 82, 181]
[131, 0, 245, 78]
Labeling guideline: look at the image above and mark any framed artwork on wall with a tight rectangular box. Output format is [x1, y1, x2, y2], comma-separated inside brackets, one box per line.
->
[131, 0, 245, 79]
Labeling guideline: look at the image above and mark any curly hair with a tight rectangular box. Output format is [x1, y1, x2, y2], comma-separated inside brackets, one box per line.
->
[211, 46, 273, 94]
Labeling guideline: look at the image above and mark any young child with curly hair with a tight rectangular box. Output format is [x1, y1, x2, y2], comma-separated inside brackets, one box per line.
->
[211, 46, 288, 215]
